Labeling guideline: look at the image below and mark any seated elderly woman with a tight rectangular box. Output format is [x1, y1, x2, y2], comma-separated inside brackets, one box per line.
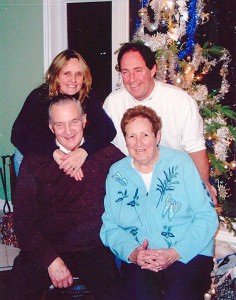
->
[100, 105, 219, 300]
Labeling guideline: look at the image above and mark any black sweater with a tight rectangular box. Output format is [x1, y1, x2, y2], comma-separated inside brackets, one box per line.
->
[11, 85, 116, 156]
[14, 144, 125, 268]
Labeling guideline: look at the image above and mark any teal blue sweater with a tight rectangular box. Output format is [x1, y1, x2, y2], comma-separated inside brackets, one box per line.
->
[100, 146, 219, 264]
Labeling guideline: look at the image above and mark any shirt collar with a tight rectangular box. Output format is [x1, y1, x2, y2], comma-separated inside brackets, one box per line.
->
[55, 138, 84, 154]
[131, 81, 157, 104]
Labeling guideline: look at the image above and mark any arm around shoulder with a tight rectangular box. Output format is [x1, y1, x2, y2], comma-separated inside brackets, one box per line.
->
[80, 94, 116, 155]
[11, 86, 56, 155]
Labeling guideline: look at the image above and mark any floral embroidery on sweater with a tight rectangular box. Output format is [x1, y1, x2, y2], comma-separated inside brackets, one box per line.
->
[156, 166, 180, 207]
[112, 172, 128, 186]
[127, 188, 143, 227]
[115, 189, 128, 218]
[161, 225, 175, 248]
[162, 194, 181, 221]
[129, 226, 140, 244]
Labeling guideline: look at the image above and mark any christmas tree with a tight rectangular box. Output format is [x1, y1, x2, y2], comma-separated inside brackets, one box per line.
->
[130, 0, 236, 230]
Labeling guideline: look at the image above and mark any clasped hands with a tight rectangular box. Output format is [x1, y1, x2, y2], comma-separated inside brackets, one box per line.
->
[53, 148, 88, 181]
[128, 239, 181, 273]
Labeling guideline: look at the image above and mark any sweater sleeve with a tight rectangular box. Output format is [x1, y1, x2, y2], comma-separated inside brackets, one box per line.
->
[11, 87, 57, 156]
[13, 155, 59, 268]
[80, 93, 116, 155]
[100, 169, 140, 263]
[173, 157, 219, 263]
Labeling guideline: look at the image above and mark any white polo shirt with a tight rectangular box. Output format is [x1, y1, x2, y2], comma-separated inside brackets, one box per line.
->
[103, 81, 205, 155]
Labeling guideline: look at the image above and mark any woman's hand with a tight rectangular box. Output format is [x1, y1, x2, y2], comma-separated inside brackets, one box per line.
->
[141, 248, 181, 272]
[129, 240, 162, 272]
[128, 239, 149, 265]
[48, 257, 73, 288]
[129, 240, 181, 273]
[53, 149, 65, 165]
[53, 148, 88, 181]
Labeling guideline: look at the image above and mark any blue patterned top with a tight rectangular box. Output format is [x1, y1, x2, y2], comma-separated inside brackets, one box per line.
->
[100, 145, 219, 264]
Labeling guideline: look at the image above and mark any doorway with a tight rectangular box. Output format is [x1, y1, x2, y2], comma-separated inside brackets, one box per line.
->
[43, 0, 129, 93]
[67, 2, 111, 102]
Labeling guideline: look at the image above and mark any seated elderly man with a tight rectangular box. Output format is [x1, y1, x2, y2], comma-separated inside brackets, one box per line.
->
[8, 95, 125, 300]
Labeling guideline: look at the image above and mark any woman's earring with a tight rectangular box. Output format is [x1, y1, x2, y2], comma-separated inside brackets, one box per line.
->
[116, 72, 122, 89]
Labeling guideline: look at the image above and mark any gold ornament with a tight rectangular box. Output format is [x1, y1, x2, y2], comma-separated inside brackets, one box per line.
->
[202, 68, 208, 75]
[138, 7, 148, 17]
[163, 5, 169, 12]
[215, 205, 223, 215]
[115, 64, 120, 72]
[205, 133, 213, 140]
[229, 160, 236, 170]
[220, 68, 229, 77]
[195, 75, 203, 81]
[201, 13, 209, 25]
[223, 161, 229, 170]
[173, 74, 184, 87]
[184, 64, 195, 74]
[212, 132, 218, 140]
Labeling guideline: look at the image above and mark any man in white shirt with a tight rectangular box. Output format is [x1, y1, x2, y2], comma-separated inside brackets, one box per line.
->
[103, 42, 217, 203]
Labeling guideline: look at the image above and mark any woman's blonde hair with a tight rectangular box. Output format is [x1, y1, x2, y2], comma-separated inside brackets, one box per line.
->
[45, 49, 92, 103]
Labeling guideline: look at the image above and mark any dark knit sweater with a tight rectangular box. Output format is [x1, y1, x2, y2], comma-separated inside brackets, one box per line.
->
[11, 85, 116, 156]
[13, 144, 125, 268]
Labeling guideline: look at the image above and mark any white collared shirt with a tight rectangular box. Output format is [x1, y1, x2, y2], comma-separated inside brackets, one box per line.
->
[55, 138, 85, 153]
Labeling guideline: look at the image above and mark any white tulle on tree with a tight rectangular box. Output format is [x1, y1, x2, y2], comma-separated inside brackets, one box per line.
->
[132, 0, 236, 225]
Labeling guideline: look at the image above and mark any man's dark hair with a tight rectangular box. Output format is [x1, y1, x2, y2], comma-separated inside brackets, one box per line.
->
[117, 42, 156, 71]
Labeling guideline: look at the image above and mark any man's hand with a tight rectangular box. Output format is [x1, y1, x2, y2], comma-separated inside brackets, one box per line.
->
[48, 257, 73, 289]
[189, 150, 218, 206]
[205, 182, 218, 206]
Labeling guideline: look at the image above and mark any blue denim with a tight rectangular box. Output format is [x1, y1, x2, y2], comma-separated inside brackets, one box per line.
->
[14, 148, 23, 176]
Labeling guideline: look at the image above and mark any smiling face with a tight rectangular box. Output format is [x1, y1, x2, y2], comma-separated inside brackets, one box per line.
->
[120, 51, 156, 101]
[125, 116, 161, 172]
[49, 101, 86, 151]
[58, 58, 84, 95]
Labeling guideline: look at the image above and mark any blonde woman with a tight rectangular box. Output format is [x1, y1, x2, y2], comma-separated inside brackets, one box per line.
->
[11, 49, 116, 180]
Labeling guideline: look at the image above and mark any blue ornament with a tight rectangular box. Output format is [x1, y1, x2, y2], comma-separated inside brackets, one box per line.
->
[160, 19, 168, 27]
